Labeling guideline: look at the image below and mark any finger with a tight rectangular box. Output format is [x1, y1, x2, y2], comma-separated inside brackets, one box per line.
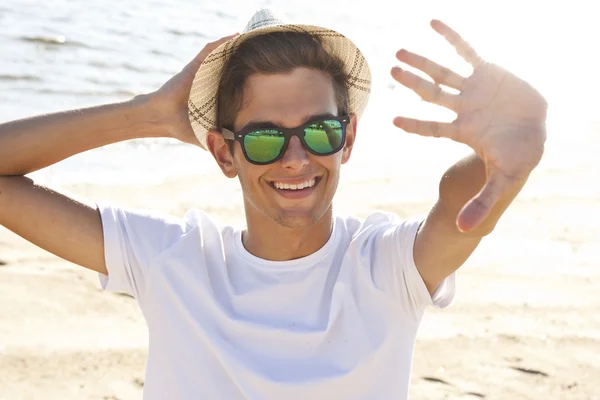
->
[456, 170, 507, 232]
[391, 66, 461, 111]
[430, 19, 483, 68]
[396, 49, 466, 90]
[207, 33, 240, 51]
[393, 116, 458, 140]
[185, 33, 239, 70]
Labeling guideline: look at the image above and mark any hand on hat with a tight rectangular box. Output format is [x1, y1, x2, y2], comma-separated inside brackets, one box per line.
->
[391, 20, 547, 232]
[150, 33, 238, 145]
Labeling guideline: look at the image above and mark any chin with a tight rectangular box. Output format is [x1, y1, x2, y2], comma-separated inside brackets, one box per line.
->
[272, 210, 322, 229]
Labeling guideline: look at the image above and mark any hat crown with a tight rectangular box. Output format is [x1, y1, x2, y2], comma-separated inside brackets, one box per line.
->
[243, 9, 284, 33]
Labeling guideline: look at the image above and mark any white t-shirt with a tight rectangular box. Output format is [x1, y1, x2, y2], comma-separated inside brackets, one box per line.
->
[98, 203, 454, 400]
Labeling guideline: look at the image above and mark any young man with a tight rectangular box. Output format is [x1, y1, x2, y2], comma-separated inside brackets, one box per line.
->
[0, 9, 546, 400]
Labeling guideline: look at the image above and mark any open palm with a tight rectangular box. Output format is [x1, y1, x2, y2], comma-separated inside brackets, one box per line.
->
[391, 20, 548, 231]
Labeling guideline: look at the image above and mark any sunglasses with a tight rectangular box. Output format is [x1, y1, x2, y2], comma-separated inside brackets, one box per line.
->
[222, 115, 350, 165]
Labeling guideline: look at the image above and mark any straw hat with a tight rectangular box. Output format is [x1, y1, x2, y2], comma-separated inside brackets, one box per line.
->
[188, 9, 371, 149]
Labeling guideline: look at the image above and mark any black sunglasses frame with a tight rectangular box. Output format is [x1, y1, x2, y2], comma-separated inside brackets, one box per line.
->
[221, 115, 351, 165]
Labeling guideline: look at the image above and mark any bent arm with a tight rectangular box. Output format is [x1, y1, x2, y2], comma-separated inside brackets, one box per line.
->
[0, 37, 234, 276]
[0, 96, 169, 274]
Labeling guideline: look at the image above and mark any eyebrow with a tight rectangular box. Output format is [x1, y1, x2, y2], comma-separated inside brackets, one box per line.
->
[238, 113, 337, 132]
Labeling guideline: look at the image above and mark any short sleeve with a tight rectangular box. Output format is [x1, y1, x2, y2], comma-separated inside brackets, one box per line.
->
[370, 214, 455, 317]
[97, 202, 188, 303]
[395, 217, 455, 310]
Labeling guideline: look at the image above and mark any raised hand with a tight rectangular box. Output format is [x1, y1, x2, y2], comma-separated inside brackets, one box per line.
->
[151, 34, 238, 145]
[391, 20, 547, 232]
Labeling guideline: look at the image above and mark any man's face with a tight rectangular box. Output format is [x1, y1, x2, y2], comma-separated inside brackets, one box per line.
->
[221, 67, 356, 229]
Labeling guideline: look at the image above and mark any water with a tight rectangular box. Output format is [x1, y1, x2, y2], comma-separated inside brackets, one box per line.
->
[1, 0, 598, 187]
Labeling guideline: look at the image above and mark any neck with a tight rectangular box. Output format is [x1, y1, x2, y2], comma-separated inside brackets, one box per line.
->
[242, 207, 334, 262]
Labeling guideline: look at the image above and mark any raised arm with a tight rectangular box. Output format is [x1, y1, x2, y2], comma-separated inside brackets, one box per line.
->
[0, 35, 236, 275]
[390, 21, 547, 294]
[0, 96, 164, 274]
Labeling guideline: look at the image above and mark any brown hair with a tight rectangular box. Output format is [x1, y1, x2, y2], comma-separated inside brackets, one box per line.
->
[216, 31, 349, 135]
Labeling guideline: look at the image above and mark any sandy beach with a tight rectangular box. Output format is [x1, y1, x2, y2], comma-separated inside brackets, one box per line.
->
[2, 0, 600, 398]
[1, 139, 598, 400]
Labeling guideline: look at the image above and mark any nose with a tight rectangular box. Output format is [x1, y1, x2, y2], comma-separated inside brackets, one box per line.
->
[280, 136, 309, 170]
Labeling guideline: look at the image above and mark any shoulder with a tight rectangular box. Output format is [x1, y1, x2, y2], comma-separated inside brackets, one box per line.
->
[99, 202, 229, 245]
[336, 211, 422, 239]
[181, 208, 223, 231]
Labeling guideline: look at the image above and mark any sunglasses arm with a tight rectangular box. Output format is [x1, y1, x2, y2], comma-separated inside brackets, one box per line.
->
[221, 128, 236, 140]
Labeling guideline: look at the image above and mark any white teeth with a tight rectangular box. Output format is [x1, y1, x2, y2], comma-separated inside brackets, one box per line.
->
[274, 179, 316, 190]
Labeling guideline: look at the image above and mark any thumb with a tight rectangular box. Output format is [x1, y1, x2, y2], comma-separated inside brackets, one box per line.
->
[456, 170, 507, 233]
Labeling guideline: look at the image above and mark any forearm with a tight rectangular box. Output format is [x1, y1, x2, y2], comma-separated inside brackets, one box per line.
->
[0, 95, 168, 176]
[438, 153, 527, 237]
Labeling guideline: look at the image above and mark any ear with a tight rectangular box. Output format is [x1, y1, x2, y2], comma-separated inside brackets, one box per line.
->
[341, 113, 358, 164]
[206, 129, 238, 178]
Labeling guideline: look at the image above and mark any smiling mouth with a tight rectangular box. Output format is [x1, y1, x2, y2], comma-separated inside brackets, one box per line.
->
[268, 177, 321, 195]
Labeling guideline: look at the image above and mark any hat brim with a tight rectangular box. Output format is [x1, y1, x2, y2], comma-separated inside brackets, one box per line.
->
[188, 24, 371, 150]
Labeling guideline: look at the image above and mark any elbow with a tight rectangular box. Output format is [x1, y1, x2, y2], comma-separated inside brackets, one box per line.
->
[437, 161, 486, 212]
[437, 157, 497, 238]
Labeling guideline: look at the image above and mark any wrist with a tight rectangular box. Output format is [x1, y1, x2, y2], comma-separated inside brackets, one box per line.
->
[129, 94, 173, 139]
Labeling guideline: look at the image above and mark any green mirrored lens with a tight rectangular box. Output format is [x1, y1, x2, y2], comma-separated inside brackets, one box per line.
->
[243, 129, 285, 163]
[304, 119, 343, 154]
